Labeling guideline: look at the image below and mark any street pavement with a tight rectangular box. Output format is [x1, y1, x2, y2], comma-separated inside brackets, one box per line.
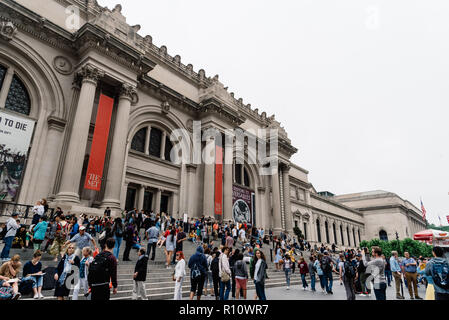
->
[181, 277, 427, 300]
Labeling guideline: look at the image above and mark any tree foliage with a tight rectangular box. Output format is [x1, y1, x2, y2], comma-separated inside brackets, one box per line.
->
[359, 238, 432, 258]
[293, 226, 304, 240]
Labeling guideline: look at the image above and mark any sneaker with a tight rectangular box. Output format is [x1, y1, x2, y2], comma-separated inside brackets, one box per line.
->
[396, 295, 405, 300]
[33, 294, 39, 299]
[38, 293, 44, 299]
[286, 286, 290, 290]
[12, 293, 21, 300]
[415, 296, 423, 300]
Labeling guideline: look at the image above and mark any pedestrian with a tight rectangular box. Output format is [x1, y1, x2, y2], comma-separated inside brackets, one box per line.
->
[366, 246, 387, 300]
[0, 212, 20, 263]
[88, 237, 118, 300]
[321, 250, 334, 294]
[188, 245, 208, 300]
[389, 251, 404, 299]
[425, 246, 449, 300]
[132, 248, 148, 300]
[31, 200, 44, 225]
[174, 251, 186, 300]
[123, 222, 135, 261]
[229, 248, 239, 298]
[203, 248, 214, 296]
[49, 215, 65, 262]
[254, 249, 268, 300]
[175, 227, 187, 264]
[298, 256, 309, 290]
[383, 254, 392, 287]
[274, 243, 282, 272]
[112, 218, 124, 259]
[308, 256, 317, 292]
[340, 252, 357, 300]
[65, 225, 97, 258]
[146, 222, 160, 261]
[219, 246, 232, 300]
[99, 221, 113, 251]
[401, 251, 423, 299]
[54, 243, 80, 300]
[165, 227, 176, 269]
[72, 247, 93, 300]
[211, 249, 221, 300]
[234, 253, 248, 300]
[21, 250, 44, 299]
[283, 253, 293, 290]
[32, 216, 48, 251]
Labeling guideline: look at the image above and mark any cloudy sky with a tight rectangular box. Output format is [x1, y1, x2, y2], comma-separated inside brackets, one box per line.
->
[98, 0, 449, 226]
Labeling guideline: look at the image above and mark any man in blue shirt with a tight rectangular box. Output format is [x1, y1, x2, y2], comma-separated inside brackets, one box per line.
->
[145, 222, 160, 261]
[390, 251, 404, 299]
[401, 251, 422, 299]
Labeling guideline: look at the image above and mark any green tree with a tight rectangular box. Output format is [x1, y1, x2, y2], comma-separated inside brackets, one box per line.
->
[293, 226, 304, 240]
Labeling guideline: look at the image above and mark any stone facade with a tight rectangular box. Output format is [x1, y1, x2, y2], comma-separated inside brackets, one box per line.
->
[0, 0, 426, 247]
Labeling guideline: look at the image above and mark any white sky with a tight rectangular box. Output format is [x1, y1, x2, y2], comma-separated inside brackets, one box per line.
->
[98, 0, 449, 226]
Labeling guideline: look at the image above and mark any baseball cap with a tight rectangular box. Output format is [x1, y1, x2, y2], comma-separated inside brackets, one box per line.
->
[11, 212, 19, 217]
[79, 226, 86, 231]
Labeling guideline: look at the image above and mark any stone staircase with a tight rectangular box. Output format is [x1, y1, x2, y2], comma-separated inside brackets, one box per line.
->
[10, 235, 330, 300]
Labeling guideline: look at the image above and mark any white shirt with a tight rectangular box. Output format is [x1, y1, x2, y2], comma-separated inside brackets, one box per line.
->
[239, 229, 246, 239]
[219, 253, 231, 277]
[6, 217, 19, 238]
[32, 205, 44, 216]
[175, 259, 186, 279]
[232, 228, 237, 237]
[254, 259, 262, 281]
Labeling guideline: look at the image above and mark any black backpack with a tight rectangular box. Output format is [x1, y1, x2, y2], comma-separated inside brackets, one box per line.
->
[42, 267, 57, 290]
[211, 256, 220, 275]
[88, 251, 112, 286]
[321, 257, 332, 273]
[115, 225, 124, 238]
[344, 261, 356, 279]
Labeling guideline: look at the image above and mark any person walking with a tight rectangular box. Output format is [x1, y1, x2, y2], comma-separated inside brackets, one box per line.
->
[402, 251, 423, 300]
[173, 251, 186, 300]
[165, 227, 176, 269]
[65, 226, 97, 258]
[254, 249, 268, 300]
[283, 254, 293, 290]
[234, 253, 248, 300]
[54, 244, 80, 300]
[314, 253, 326, 293]
[425, 246, 449, 300]
[188, 246, 208, 300]
[383, 254, 392, 287]
[298, 256, 309, 290]
[321, 250, 334, 294]
[219, 246, 232, 300]
[366, 246, 387, 300]
[123, 223, 135, 261]
[146, 222, 159, 261]
[340, 252, 357, 300]
[132, 248, 148, 300]
[112, 218, 124, 259]
[389, 251, 405, 299]
[72, 247, 93, 300]
[88, 238, 118, 300]
[0, 213, 20, 263]
[308, 256, 317, 292]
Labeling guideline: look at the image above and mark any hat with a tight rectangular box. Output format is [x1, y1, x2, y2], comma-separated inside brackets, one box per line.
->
[324, 250, 329, 254]
[11, 212, 19, 217]
[356, 254, 362, 257]
[79, 226, 86, 231]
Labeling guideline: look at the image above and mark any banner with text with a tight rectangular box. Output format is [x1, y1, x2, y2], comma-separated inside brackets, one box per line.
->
[232, 185, 253, 224]
[84, 94, 114, 191]
[0, 111, 35, 201]
[214, 145, 223, 216]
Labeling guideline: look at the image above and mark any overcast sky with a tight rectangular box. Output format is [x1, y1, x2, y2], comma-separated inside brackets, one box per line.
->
[98, 0, 449, 226]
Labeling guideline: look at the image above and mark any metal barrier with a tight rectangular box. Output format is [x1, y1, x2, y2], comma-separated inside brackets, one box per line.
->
[0, 201, 54, 221]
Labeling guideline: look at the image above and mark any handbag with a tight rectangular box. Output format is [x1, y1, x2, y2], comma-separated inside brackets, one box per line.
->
[220, 259, 230, 282]
[99, 230, 106, 241]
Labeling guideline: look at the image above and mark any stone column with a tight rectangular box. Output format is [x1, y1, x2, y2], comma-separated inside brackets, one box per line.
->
[120, 181, 129, 212]
[271, 167, 282, 235]
[56, 64, 104, 204]
[155, 188, 162, 213]
[172, 191, 179, 218]
[101, 84, 136, 210]
[144, 125, 151, 155]
[282, 164, 293, 234]
[137, 185, 145, 211]
[160, 131, 167, 159]
[186, 164, 197, 217]
[203, 137, 215, 217]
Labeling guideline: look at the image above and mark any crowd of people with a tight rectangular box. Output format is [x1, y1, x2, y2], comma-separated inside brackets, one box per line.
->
[0, 200, 448, 301]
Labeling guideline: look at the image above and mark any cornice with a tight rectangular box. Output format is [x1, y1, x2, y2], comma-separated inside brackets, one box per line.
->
[311, 193, 364, 217]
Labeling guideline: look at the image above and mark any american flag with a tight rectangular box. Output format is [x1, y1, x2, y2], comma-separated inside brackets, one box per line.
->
[420, 199, 426, 221]
[447, 215, 449, 224]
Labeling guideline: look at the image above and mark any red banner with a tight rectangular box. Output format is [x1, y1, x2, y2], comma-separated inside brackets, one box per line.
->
[447, 215, 449, 224]
[84, 94, 114, 191]
[214, 145, 223, 216]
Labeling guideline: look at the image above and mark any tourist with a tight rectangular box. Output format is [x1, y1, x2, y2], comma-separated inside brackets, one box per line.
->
[366, 246, 387, 300]
[0, 254, 21, 296]
[32, 216, 48, 251]
[402, 251, 422, 299]
[173, 251, 186, 300]
[321, 250, 334, 294]
[383, 254, 392, 287]
[229, 248, 239, 298]
[65, 225, 97, 258]
[274, 243, 282, 272]
[314, 253, 325, 293]
[99, 221, 113, 251]
[219, 246, 232, 300]
[389, 251, 404, 299]
[165, 227, 176, 269]
[234, 253, 248, 300]
[175, 226, 187, 263]
[49, 215, 65, 262]
[341, 252, 357, 300]
[54, 243, 80, 300]
[188, 246, 208, 300]
[0, 212, 20, 263]
[12, 225, 27, 251]
[203, 248, 214, 296]
[211, 249, 221, 300]
[425, 246, 449, 300]
[31, 200, 44, 225]
[132, 248, 148, 300]
[72, 247, 93, 300]
[225, 231, 234, 249]
[112, 218, 124, 259]
[308, 256, 317, 292]
[298, 256, 309, 290]
[283, 253, 293, 290]
[146, 222, 159, 261]
[254, 249, 268, 300]
[123, 222, 135, 261]
[88, 237, 118, 300]
[22, 250, 45, 299]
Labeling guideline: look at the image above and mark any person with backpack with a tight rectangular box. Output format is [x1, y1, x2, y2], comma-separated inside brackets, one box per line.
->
[321, 250, 334, 294]
[425, 246, 449, 300]
[0, 212, 20, 263]
[211, 249, 221, 300]
[188, 245, 208, 300]
[112, 218, 124, 259]
[340, 252, 357, 300]
[88, 237, 118, 300]
[314, 253, 325, 293]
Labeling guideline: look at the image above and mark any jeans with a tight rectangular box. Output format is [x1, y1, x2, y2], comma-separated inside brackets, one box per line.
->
[310, 274, 316, 291]
[285, 268, 292, 287]
[301, 274, 308, 288]
[435, 292, 449, 300]
[219, 280, 231, 300]
[1, 236, 14, 259]
[318, 275, 325, 290]
[22, 275, 43, 288]
[343, 276, 356, 300]
[113, 236, 123, 259]
[146, 242, 157, 260]
[373, 282, 387, 300]
[254, 281, 266, 300]
[324, 271, 333, 293]
[385, 270, 392, 286]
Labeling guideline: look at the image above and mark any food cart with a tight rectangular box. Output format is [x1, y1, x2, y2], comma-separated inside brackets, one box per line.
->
[414, 229, 449, 260]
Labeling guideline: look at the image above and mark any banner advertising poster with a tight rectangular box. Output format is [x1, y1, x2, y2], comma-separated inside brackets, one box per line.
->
[84, 93, 114, 191]
[214, 145, 223, 216]
[232, 185, 253, 224]
[0, 111, 35, 201]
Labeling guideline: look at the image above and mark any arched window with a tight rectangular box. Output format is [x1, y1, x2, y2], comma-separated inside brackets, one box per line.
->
[316, 219, 321, 243]
[347, 226, 351, 246]
[379, 230, 388, 241]
[149, 127, 162, 157]
[0, 65, 6, 90]
[333, 223, 337, 244]
[164, 138, 173, 161]
[234, 162, 251, 188]
[325, 221, 329, 243]
[5, 74, 31, 116]
[131, 128, 146, 153]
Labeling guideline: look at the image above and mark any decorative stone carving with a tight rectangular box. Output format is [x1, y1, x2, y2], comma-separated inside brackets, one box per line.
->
[53, 56, 73, 75]
[160, 45, 167, 56]
[0, 21, 17, 41]
[143, 35, 152, 45]
[186, 119, 194, 133]
[161, 100, 170, 114]
[77, 64, 105, 85]
[174, 55, 181, 65]
[120, 83, 138, 102]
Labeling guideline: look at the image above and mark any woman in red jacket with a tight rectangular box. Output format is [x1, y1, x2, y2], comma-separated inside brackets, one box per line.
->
[298, 256, 309, 290]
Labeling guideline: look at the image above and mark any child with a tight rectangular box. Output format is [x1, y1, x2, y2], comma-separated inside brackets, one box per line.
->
[72, 247, 93, 300]
[133, 248, 148, 300]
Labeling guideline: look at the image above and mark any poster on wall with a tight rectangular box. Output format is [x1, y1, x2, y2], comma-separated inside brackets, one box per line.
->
[84, 94, 114, 191]
[0, 111, 35, 202]
[232, 185, 253, 224]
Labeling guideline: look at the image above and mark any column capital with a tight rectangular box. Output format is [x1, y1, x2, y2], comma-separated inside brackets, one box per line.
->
[119, 83, 138, 102]
[76, 64, 105, 86]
